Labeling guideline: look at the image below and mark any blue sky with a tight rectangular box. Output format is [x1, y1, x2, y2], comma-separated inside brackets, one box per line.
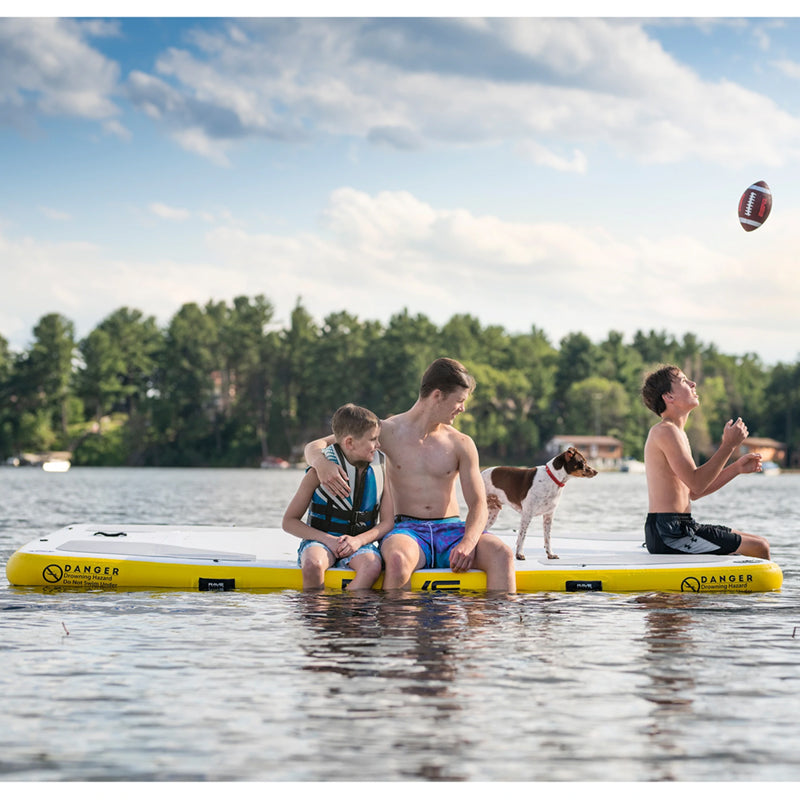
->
[3, 9, 800, 365]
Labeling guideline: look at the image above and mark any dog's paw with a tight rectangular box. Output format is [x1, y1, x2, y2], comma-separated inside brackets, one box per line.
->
[515, 553, 526, 561]
[546, 553, 559, 560]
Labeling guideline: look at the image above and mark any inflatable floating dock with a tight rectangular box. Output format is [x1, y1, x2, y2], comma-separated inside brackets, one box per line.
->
[4, 523, 783, 594]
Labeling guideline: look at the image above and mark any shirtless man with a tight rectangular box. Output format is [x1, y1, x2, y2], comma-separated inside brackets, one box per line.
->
[641, 364, 770, 559]
[304, 358, 516, 591]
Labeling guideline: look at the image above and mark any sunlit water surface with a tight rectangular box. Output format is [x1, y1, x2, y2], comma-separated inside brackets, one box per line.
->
[1, 467, 799, 782]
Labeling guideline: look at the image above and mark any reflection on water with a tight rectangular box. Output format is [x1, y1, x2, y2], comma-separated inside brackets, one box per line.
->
[1, 468, 800, 781]
[636, 595, 699, 782]
[293, 592, 504, 781]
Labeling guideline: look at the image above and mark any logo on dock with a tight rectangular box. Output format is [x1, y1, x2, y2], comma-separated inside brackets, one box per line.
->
[420, 580, 460, 591]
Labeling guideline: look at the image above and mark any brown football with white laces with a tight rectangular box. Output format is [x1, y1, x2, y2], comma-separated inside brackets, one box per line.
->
[738, 180, 772, 232]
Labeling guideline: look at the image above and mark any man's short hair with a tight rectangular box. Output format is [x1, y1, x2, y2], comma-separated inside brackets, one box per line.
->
[641, 365, 681, 416]
[419, 357, 476, 399]
[331, 403, 380, 440]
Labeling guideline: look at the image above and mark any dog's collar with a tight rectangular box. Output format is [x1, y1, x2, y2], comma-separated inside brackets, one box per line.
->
[545, 464, 566, 488]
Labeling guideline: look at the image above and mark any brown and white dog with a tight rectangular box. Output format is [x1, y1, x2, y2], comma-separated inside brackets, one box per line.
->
[481, 447, 597, 560]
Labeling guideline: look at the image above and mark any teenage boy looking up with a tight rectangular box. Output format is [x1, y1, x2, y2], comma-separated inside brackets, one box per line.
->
[641, 365, 770, 559]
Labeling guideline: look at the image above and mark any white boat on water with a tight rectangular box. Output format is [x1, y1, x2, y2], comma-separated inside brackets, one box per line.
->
[42, 459, 71, 473]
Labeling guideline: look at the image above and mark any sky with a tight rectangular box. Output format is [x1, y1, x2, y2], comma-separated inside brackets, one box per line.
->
[3, 7, 800, 366]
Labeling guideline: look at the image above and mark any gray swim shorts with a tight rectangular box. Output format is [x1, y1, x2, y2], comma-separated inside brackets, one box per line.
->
[645, 513, 741, 555]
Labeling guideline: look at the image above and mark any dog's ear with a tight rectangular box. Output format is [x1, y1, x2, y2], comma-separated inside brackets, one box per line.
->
[565, 447, 577, 462]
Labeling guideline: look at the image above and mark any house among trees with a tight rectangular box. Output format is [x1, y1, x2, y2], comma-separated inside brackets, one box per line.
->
[546, 435, 624, 470]
[740, 437, 787, 467]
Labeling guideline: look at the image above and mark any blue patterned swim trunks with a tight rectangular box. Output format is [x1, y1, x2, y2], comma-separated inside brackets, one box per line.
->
[381, 516, 468, 568]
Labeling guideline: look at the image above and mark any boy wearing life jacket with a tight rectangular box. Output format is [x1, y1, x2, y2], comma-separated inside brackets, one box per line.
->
[283, 403, 394, 590]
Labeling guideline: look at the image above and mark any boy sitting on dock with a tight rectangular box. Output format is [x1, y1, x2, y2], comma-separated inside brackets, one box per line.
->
[641, 365, 770, 560]
[283, 403, 394, 590]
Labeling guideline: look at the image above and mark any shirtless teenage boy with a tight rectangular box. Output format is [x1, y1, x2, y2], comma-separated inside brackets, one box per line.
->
[303, 358, 516, 591]
[641, 365, 770, 559]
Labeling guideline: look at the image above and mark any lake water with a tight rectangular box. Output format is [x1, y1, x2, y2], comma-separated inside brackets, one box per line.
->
[1, 466, 799, 785]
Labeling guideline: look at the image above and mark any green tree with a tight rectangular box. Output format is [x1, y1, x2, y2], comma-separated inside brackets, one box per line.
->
[370, 309, 440, 416]
[764, 361, 800, 463]
[499, 327, 558, 458]
[0, 334, 12, 457]
[0, 334, 9, 385]
[465, 362, 537, 462]
[312, 311, 384, 424]
[596, 331, 650, 458]
[552, 331, 598, 430]
[278, 300, 321, 456]
[562, 376, 630, 438]
[632, 329, 680, 368]
[15, 313, 77, 442]
[597, 331, 645, 393]
[439, 314, 486, 363]
[676, 332, 704, 383]
[77, 327, 122, 420]
[152, 302, 221, 465]
[221, 295, 281, 464]
[701, 348, 767, 435]
[77, 307, 162, 420]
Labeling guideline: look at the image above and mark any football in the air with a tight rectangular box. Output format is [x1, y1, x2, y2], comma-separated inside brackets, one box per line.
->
[738, 180, 772, 231]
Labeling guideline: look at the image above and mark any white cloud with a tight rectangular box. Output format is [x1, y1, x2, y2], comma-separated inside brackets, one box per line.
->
[102, 118, 132, 140]
[0, 18, 120, 126]
[0, 229, 235, 347]
[773, 59, 800, 80]
[171, 127, 232, 166]
[200, 188, 800, 362]
[39, 207, 72, 221]
[122, 18, 800, 170]
[3, 188, 799, 364]
[149, 202, 192, 221]
[4, 17, 800, 172]
[517, 141, 588, 173]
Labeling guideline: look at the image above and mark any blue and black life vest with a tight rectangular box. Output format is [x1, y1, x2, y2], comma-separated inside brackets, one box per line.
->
[307, 443, 385, 536]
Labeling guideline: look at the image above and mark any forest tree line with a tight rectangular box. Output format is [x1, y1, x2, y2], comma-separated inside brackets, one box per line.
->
[1, 295, 798, 468]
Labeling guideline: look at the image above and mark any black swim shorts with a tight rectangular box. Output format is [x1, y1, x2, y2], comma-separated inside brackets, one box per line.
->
[644, 513, 742, 555]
